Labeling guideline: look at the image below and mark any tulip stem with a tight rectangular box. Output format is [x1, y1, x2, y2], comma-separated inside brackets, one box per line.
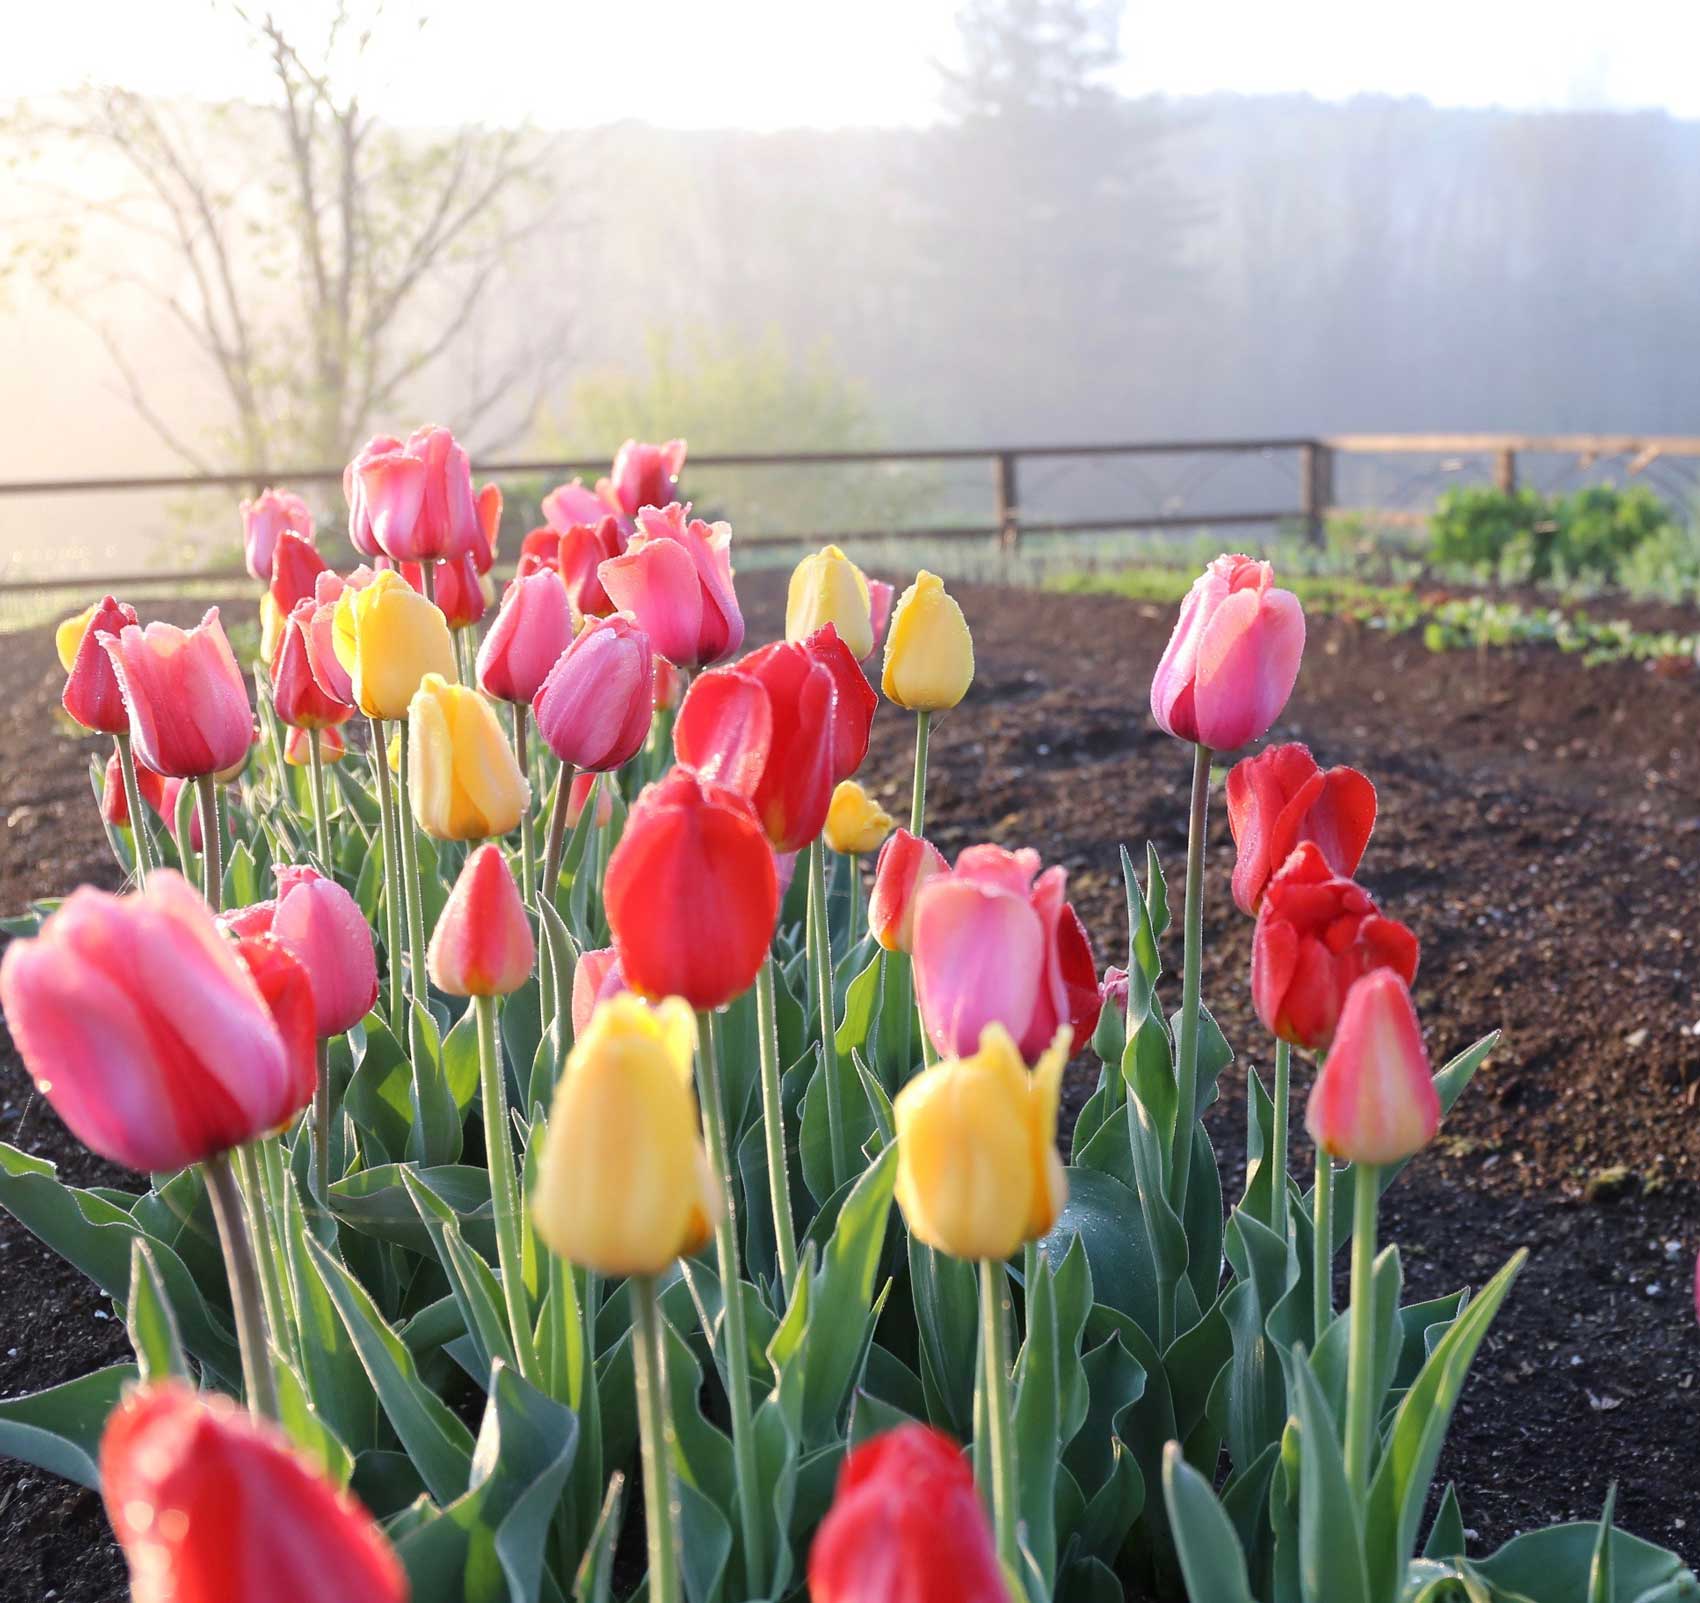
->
[630, 1273, 681, 1603]
[476, 993, 541, 1386]
[846, 853, 860, 950]
[396, 720, 430, 1009]
[541, 765, 581, 921]
[306, 729, 332, 865]
[1313, 1150, 1334, 1338]
[910, 709, 930, 835]
[369, 717, 407, 1024]
[113, 733, 152, 886]
[1270, 1037, 1291, 1240]
[203, 1149, 279, 1421]
[194, 774, 222, 911]
[313, 1037, 332, 1204]
[807, 838, 848, 1191]
[694, 1009, 767, 1593]
[510, 704, 537, 912]
[757, 955, 800, 1300]
[1169, 742, 1212, 1211]
[978, 1257, 1019, 1577]
[1344, 1160, 1380, 1499]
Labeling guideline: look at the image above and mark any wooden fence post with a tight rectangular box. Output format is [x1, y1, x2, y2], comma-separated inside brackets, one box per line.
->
[993, 451, 1020, 552]
[1300, 441, 1333, 545]
[1494, 447, 1517, 494]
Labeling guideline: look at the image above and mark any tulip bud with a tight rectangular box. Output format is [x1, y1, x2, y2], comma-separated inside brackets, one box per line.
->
[1305, 969, 1440, 1165]
[433, 550, 490, 630]
[355, 425, 479, 563]
[787, 544, 874, 660]
[571, 946, 628, 1038]
[565, 769, 614, 829]
[101, 609, 253, 780]
[603, 437, 687, 519]
[407, 675, 530, 841]
[271, 599, 353, 731]
[62, 595, 139, 734]
[269, 528, 329, 614]
[824, 780, 894, 856]
[651, 655, 686, 711]
[868, 828, 948, 954]
[804, 623, 878, 781]
[541, 478, 608, 533]
[556, 514, 624, 617]
[271, 865, 379, 1037]
[100, 752, 130, 826]
[332, 568, 457, 720]
[881, 571, 975, 711]
[864, 578, 895, 662]
[55, 601, 100, 672]
[101, 1381, 406, 1603]
[531, 993, 719, 1276]
[598, 503, 743, 669]
[1150, 554, 1305, 751]
[240, 488, 314, 584]
[283, 725, 346, 766]
[474, 481, 502, 573]
[1092, 966, 1130, 1063]
[1225, 742, 1377, 916]
[809, 1424, 1009, 1603]
[478, 570, 578, 704]
[532, 613, 656, 773]
[428, 843, 535, 997]
[894, 1022, 1070, 1261]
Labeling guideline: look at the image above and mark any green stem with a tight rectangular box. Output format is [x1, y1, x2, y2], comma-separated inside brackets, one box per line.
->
[235, 1143, 292, 1363]
[695, 1010, 766, 1592]
[1313, 1150, 1334, 1339]
[114, 733, 152, 885]
[909, 709, 931, 835]
[1344, 1160, 1381, 1498]
[307, 727, 332, 865]
[756, 956, 799, 1299]
[476, 994, 540, 1384]
[1271, 1038, 1291, 1239]
[807, 838, 847, 1190]
[313, 1037, 332, 1203]
[1169, 743, 1212, 1208]
[846, 853, 861, 950]
[510, 703, 537, 910]
[630, 1274, 681, 1603]
[979, 1257, 1018, 1576]
[541, 764, 580, 920]
[194, 774, 223, 911]
[203, 1150, 279, 1420]
[396, 720, 429, 1009]
[369, 717, 406, 1025]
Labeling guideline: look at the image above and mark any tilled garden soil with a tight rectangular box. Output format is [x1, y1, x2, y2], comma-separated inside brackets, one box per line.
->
[1, 575, 1696, 1600]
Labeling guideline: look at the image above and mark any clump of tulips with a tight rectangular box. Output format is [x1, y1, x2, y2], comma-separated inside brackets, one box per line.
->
[2, 433, 1692, 1603]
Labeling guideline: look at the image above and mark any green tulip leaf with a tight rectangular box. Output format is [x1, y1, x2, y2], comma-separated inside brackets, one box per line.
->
[0, 1363, 138, 1490]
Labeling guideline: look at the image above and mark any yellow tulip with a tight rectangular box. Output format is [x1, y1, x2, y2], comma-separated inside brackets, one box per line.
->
[531, 994, 720, 1276]
[881, 570, 974, 711]
[893, 1023, 1069, 1262]
[406, 674, 529, 840]
[787, 543, 873, 660]
[259, 592, 285, 666]
[824, 780, 895, 856]
[55, 602, 100, 672]
[387, 730, 402, 774]
[332, 569, 456, 720]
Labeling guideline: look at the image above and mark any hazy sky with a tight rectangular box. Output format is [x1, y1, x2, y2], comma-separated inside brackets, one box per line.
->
[6, 0, 1700, 128]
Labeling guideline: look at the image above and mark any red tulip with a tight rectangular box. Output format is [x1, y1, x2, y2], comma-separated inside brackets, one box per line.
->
[102, 608, 253, 779]
[1305, 968, 1439, 1164]
[269, 528, 330, 614]
[564, 768, 614, 828]
[869, 829, 949, 954]
[651, 655, 686, 711]
[1150, 554, 1305, 750]
[270, 865, 379, 1037]
[602, 437, 687, 519]
[474, 481, 503, 573]
[101, 750, 168, 828]
[0, 872, 314, 1172]
[803, 624, 878, 781]
[428, 843, 534, 997]
[62, 594, 139, 734]
[911, 844, 1100, 1063]
[157, 775, 221, 854]
[604, 767, 779, 1009]
[532, 614, 655, 772]
[432, 550, 489, 629]
[240, 489, 314, 583]
[231, 933, 319, 1106]
[477, 570, 577, 704]
[571, 946, 628, 1037]
[556, 514, 624, 617]
[598, 503, 743, 669]
[271, 599, 353, 730]
[1250, 843, 1419, 1051]
[1225, 742, 1377, 916]
[808, 1424, 1008, 1603]
[540, 477, 608, 534]
[101, 1381, 406, 1603]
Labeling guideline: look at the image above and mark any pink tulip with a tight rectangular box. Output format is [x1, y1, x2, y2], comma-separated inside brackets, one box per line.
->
[269, 529, 329, 615]
[571, 946, 628, 1037]
[651, 655, 686, 711]
[271, 865, 379, 1037]
[564, 769, 614, 829]
[343, 435, 406, 559]
[474, 481, 503, 574]
[1225, 742, 1377, 916]
[240, 489, 314, 583]
[407, 424, 481, 561]
[911, 844, 1100, 1063]
[271, 599, 353, 730]
[352, 425, 480, 564]
[869, 829, 949, 954]
[62, 595, 139, 735]
[0, 872, 315, 1172]
[1150, 554, 1306, 751]
[102, 608, 253, 779]
[428, 844, 535, 997]
[1305, 968, 1440, 1165]
[556, 515, 624, 618]
[477, 571, 577, 704]
[602, 437, 687, 519]
[532, 613, 655, 772]
[864, 578, 895, 662]
[597, 503, 743, 669]
[541, 478, 610, 533]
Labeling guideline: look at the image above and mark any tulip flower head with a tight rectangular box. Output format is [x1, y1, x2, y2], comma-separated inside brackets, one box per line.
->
[651, 655, 686, 711]
[240, 488, 314, 583]
[332, 568, 457, 721]
[604, 766, 780, 1009]
[571, 946, 628, 1038]
[541, 477, 608, 534]
[532, 993, 719, 1276]
[597, 502, 743, 669]
[869, 828, 949, 953]
[101, 1381, 406, 1603]
[601, 436, 687, 521]
[787, 544, 874, 660]
[1150, 554, 1306, 751]
[283, 725, 346, 766]
[353, 424, 480, 563]
[894, 1022, 1070, 1262]
[1225, 742, 1377, 916]
[267, 864, 379, 1037]
[865, 577, 896, 662]
[55, 601, 101, 672]
[269, 528, 330, 615]
[556, 514, 625, 617]
[912, 843, 1100, 1064]
[1251, 843, 1420, 1052]
[532, 612, 656, 772]
[824, 780, 895, 856]
[271, 599, 354, 730]
[564, 768, 615, 829]
[432, 550, 490, 630]
[102, 608, 253, 780]
[473, 480, 502, 573]
[428, 843, 535, 997]
[477, 570, 577, 704]
[1305, 968, 1440, 1165]
[407, 675, 530, 841]
[62, 594, 139, 734]
[0, 872, 315, 1172]
[882, 570, 975, 712]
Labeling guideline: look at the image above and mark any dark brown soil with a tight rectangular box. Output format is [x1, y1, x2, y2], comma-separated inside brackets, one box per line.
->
[2, 576, 1697, 1599]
